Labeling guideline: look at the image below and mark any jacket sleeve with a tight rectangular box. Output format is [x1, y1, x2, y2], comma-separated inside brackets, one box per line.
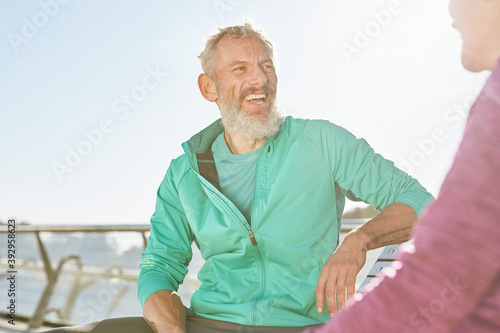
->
[137, 161, 194, 307]
[315, 120, 433, 216]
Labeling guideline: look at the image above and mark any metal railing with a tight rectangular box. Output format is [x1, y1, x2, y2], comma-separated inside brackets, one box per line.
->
[0, 220, 365, 330]
[0, 225, 150, 330]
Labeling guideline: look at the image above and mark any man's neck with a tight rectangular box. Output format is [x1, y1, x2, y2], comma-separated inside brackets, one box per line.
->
[224, 129, 267, 155]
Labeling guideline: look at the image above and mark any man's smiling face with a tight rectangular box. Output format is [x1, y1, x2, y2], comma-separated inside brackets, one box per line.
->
[213, 35, 277, 118]
[210, 35, 282, 139]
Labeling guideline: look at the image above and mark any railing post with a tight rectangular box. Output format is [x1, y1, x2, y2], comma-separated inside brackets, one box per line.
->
[29, 231, 56, 329]
[30, 252, 82, 328]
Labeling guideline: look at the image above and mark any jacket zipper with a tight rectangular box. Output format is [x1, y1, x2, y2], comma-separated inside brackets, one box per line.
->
[251, 244, 266, 324]
[195, 141, 270, 325]
[203, 187, 264, 324]
[249, 141, 270, 324]
[248, 230, 257, 246]
[200, 178, 257, 244]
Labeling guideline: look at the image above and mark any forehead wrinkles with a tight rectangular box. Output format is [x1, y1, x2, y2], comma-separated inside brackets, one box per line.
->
[213, 36, 272, 72]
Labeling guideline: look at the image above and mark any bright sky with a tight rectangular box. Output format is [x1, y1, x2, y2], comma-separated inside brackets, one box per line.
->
[0, 0, 491, 225]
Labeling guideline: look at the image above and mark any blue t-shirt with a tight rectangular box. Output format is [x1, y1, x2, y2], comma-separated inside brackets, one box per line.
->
[212, 132, 262, 224]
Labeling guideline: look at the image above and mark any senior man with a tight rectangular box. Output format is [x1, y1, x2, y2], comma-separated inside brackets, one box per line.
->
[44, 22, 432, 333]
[138, 23, 433, 333]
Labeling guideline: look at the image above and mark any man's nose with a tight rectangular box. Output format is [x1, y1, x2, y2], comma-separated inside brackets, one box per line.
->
[248, 66, 268, 87]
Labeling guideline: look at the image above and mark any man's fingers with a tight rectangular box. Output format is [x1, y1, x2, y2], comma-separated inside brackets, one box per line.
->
[325, 270, 346, 317]
[314, 238, 367, 316]
[316, 255, 364, 316]
[346, 271, 356, 304]
[324, 282, 336, 317]
[314, 272, 328, 314]
[334, 275, 347, 314]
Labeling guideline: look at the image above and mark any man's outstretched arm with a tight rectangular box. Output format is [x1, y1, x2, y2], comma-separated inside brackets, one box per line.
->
[143, 289, 186, 333]
[315, 202, 418, 317]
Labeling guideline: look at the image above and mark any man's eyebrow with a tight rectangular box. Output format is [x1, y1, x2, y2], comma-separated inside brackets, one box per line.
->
[227, 59, 274, 67]
[259, 58, 273, 65]
[228, 60, 250, 68]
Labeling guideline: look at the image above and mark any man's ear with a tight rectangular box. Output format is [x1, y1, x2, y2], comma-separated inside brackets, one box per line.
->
[198, 74, 218, 102]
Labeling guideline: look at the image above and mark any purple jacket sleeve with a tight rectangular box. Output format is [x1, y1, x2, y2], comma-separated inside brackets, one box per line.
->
[305, 64, 500, 333]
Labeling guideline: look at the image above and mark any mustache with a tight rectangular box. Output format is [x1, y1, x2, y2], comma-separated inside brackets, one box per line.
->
[239, 85, 276, 100]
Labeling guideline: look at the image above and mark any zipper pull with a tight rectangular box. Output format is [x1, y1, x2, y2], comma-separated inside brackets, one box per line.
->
[248, 230, 258, 246]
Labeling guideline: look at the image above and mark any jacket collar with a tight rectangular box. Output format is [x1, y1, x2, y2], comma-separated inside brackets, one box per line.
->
[183, 119, 225, 155]
[182, 116, 287, 158]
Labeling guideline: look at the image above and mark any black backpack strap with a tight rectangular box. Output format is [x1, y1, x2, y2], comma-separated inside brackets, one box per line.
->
[196, 145, 220, 191]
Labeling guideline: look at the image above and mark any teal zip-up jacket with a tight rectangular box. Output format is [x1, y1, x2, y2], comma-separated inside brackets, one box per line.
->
[138, 116, 433, 327]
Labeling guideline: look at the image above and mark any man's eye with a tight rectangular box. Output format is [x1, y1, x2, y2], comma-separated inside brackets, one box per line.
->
[234, 67, 245, 71]
[263, 65, 275, 71]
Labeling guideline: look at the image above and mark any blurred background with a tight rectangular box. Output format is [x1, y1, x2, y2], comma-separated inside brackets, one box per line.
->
[0, 0, 491, 331]
[0, 0, 489, 225]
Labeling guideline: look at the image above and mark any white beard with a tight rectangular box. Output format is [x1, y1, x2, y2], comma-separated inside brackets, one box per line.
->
[218, 89, 283, 139]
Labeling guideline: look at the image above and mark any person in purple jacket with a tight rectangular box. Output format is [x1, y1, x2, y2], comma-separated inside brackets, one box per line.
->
[306, 0, 500, 331]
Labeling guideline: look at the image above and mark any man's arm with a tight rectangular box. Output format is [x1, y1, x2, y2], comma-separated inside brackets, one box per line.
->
[138, 161, 194, 332]
[308, 121, 432, 317]
[143, 289, 186, 333]
[315, 202, 417, 317]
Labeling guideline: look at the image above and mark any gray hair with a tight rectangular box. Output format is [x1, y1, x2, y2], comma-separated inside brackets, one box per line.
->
[198, 22, 275, 79]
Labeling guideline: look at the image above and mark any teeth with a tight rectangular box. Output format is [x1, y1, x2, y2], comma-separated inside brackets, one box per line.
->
[245, 93, 266, 101]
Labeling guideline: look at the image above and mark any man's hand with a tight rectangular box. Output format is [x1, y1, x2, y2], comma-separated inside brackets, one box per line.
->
[143, 289, 186, 333]
[314, 232, 368, 317]
[315, 202, 419, 317]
